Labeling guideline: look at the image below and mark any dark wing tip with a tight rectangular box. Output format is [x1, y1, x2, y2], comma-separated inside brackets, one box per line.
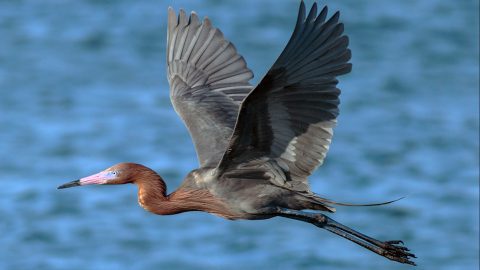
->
[306, 2, 318, 22]
[314, 6, 328, 25]
[330, 11, 341, 23]
[298, 1, 306, 23]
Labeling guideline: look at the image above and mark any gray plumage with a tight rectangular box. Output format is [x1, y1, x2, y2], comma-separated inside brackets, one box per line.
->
[163, 3, 415, 264]
[168, 1, 351, 212]
[167, 8, 254, 167]
[217, 3, 351, 197]
[59, 2, 416, 265]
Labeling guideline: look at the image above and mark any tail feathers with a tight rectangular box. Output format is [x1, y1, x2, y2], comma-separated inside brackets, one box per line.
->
[313, 195, 406, 208]
[305, 195, 406, 213]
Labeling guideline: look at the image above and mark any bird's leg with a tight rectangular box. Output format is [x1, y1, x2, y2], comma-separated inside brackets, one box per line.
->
[261, 207, 416, 265]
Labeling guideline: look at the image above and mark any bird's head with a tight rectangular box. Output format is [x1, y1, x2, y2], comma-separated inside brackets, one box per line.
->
[57, 162, 150, 189]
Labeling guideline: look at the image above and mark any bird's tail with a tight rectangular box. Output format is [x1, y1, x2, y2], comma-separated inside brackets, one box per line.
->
[305, 194, 405, 213]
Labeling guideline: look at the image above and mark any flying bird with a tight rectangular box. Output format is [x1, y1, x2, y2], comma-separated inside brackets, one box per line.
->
[58, 1, 415, 265]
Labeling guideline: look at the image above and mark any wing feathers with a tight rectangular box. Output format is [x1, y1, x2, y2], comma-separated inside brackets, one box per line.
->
[167, 8, 253, 167]
[218, 2, 351, 191]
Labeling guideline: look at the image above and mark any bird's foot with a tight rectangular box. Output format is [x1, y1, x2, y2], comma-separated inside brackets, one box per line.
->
[381, 240, 416, 266]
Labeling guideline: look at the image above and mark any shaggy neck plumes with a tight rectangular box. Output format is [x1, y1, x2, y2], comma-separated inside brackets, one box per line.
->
[133, 165, 198, 216]
[133, 167, 169, 213]
[132, 165, 238, 218]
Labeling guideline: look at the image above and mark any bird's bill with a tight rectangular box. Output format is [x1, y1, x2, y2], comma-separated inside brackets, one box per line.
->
[57, 171, 108, 189]
[57, 179, 81, 189]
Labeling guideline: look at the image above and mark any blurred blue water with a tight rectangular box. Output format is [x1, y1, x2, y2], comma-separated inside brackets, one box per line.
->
[0, 0, 478, 269]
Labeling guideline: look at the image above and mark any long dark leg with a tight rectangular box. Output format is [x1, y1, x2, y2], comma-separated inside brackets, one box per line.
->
[263, 207, 416, 265]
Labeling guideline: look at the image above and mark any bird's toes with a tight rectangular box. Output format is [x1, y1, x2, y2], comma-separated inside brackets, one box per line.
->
[385, 240, 404, 245]
[382, 240, 417, 265]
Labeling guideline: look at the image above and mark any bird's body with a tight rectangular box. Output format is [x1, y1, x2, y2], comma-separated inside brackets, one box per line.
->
[58, 1, 416, 265]
[129, 164, 325, 220]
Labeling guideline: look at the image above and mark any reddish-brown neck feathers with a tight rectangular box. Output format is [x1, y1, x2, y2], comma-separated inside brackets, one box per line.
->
[127, 164, 168, 210]
[128, 164, 238, 219]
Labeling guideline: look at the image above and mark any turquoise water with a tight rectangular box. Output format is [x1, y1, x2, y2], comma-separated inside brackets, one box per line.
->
[0, 0, 478, 269]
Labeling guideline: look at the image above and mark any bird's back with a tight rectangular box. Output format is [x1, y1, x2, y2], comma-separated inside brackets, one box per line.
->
[178, 165, 332, 219]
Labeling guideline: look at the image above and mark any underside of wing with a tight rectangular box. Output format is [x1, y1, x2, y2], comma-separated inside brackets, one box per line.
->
[167, 8, 254, 167]
[217, 2, 352, 191]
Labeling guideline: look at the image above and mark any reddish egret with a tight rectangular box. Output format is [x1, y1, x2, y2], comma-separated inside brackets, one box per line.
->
[59, 1, 415, 265]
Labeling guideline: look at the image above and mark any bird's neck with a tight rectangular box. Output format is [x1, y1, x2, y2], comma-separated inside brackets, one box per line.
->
[134, 169, 172, 214]
[133, 169, 238, 218]
[134, 169, 198, 216]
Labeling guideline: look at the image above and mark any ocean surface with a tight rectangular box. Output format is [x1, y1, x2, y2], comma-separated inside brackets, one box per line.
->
[0, 0, 478, 269]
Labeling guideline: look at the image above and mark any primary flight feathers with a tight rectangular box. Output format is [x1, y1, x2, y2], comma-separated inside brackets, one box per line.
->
[167, 7, 254, 167]
[167, 2, 351, 194]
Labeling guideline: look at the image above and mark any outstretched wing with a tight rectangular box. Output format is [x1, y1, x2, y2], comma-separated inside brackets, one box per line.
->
[167, 8, 254, 167]
[217, 2, 351, 191]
